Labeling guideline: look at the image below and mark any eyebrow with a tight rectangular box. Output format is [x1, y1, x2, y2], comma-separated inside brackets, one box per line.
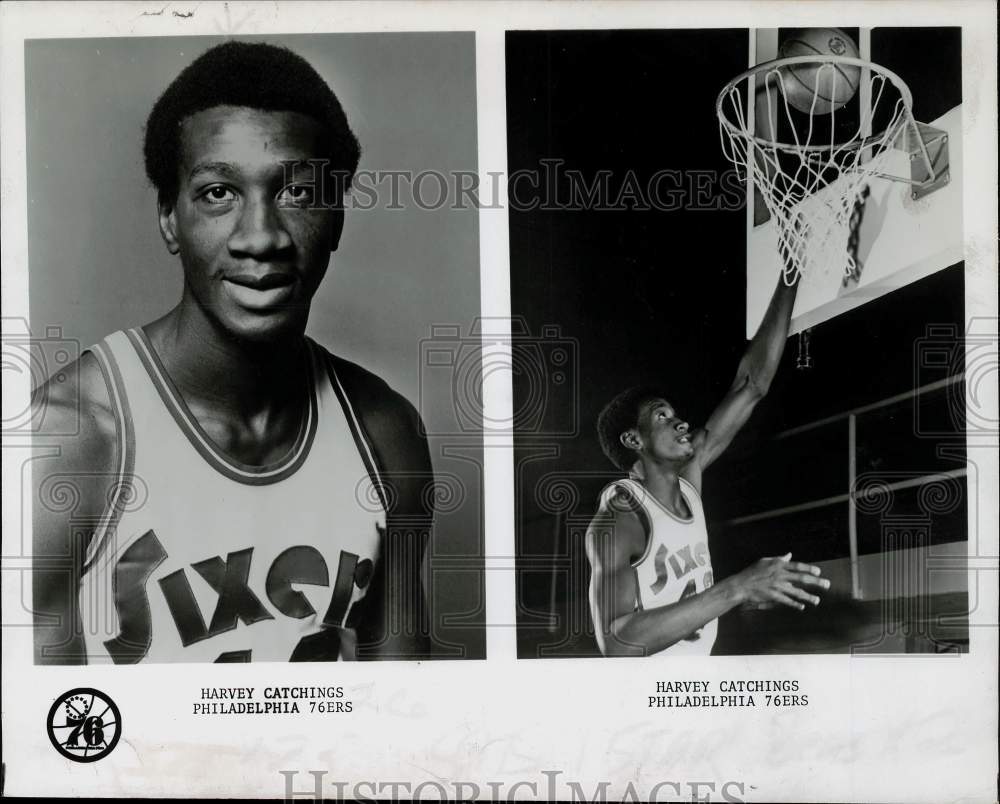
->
[188, 161, 242, 183]
[646, 401, 673, 416]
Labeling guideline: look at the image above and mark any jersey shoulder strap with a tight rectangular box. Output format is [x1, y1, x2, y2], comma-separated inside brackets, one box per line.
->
[677, 475, 707, 517]
[598, 477, 648, 515]
[310, 342, 433, 522]
[596, 478, 653, 555]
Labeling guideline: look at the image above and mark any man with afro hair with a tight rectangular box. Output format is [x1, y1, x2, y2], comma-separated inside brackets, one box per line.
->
[32, 42, 433, 664]
[586, 272, 831, 657]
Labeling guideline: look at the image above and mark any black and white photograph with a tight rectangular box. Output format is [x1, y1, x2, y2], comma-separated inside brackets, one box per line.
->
[20, 32, 485, 664]
[508, 27, 971, 658]
[1, 3, 996, 802]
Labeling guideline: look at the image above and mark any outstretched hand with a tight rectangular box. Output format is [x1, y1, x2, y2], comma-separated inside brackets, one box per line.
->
[733, 552, 830, 611]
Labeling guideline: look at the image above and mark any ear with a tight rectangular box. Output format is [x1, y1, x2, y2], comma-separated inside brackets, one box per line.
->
[619, 429, 641, 452]
[330, 208, 345, 253]
[157, 196, 180, 255]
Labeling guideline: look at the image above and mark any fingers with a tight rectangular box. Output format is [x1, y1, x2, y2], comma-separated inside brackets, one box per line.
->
[785, 571, 831, 590]
[743, 601, 777, 611]
[783, 560, 831, 591]
[767, 589, 806, 611]
[778, 582, 820, 607]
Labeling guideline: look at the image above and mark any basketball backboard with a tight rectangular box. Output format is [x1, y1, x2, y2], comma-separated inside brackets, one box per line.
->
[744, 27, 964, 338]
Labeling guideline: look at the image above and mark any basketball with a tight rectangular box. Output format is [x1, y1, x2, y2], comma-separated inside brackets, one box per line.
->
[778, 28, 861, 114]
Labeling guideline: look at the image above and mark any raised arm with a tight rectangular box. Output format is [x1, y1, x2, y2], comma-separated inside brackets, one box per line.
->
[687, 272, 799, 479]
[586, 500, 829, 657]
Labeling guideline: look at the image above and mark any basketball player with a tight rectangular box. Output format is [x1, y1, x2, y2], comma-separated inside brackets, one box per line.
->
[587, 272, 831, 656]
[31, 42, 433, 663]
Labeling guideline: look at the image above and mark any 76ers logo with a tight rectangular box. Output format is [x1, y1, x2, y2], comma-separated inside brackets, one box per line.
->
[47, 688, 121, 762]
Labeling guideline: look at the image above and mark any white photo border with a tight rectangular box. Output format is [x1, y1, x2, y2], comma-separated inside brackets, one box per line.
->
[2, 2, 997, 801]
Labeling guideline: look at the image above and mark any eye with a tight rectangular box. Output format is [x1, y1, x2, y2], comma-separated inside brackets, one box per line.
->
[198, 185, 237, 206]
[277, 183, 316, 208]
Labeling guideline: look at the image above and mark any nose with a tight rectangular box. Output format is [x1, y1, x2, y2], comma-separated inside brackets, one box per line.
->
[675, 420, 689, 433]
[227, 193, 293, 258]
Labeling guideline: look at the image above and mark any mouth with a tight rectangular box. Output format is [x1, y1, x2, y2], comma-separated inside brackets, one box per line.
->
[677, 433, 691, 445]
[222, 272, 297, 311]
[224, 272, 296, 290]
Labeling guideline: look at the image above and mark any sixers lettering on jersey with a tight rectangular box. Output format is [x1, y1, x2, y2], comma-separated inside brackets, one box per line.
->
[79, 329, 387, 663]
[101, 532, 378, 663]
[599, 477, 717, 655]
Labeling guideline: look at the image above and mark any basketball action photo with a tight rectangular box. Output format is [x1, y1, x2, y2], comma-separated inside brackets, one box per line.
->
[21, 33, 485, 664]
[509, 27, 970, 658]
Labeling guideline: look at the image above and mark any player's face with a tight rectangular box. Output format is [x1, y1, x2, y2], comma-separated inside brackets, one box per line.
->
[634, 398, 694, 463]
[160, 106, 340, 342]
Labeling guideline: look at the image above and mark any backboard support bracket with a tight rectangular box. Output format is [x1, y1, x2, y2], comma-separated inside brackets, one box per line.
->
[868, 120, 950, 198]
[907, 122, 950, 200]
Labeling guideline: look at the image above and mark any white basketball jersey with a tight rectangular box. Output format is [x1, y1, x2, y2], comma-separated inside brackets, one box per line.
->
[598, 477, 716, 655]
[79, 329, 386, 663]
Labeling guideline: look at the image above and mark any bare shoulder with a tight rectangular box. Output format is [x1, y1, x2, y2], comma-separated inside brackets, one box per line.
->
[316, 343, 432, 521]
[31, 351, 119, 516]
[32, 350, 115, 446]
[586, 484, 647, 566]
[31, 351, 121, 663]
[319, 347, 430, 466]
[322, 349, 425, 444]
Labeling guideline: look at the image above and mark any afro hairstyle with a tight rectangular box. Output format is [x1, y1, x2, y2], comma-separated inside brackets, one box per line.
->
[596, 385, 673, 472]
[143, 41, 361, 204]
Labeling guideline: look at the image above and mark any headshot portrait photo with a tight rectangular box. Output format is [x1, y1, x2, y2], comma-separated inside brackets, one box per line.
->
[24, 32, 485, 664]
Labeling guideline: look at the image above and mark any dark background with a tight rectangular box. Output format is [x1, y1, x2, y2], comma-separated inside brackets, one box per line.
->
[507, 28, 966, 657]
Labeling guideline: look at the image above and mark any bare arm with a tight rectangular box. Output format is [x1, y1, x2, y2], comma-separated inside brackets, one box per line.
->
[687, 272, 799, 481]
[32, 353, 119, 664]
[587, 506, 739, 656]
[355, 526, 431, 660]
[340, 359, 434, 661]
[586, 506, 829, 657]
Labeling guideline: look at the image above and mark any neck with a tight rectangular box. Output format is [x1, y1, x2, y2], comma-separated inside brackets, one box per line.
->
[144, 291, 307, 420]
[635, 458, 686, 511]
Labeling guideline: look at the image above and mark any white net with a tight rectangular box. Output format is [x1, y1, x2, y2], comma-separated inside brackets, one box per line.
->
[718, 58, 914, 285]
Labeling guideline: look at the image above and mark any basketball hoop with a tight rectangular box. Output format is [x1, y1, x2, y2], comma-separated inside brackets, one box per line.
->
[717, 55, 950, 286]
